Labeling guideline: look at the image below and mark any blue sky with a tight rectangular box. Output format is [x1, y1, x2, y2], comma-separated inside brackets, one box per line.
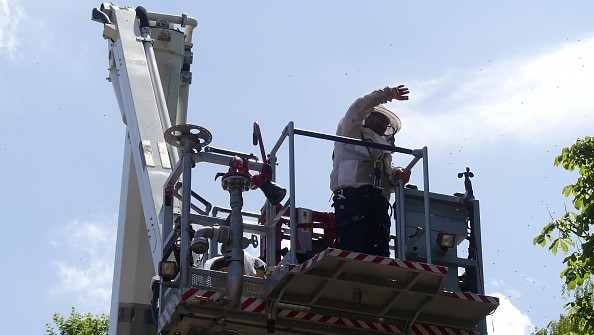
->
[1, 1, 593, 334]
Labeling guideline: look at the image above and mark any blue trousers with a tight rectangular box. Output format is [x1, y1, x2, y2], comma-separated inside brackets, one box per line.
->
[333, 191, 391, 257]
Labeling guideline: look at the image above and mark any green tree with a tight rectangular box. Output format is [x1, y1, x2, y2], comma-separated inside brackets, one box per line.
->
[531, 280, 593, 334]
[534, 136, 594, 333]
[46, 307, 109, 335]
[532, 313, 580, 335]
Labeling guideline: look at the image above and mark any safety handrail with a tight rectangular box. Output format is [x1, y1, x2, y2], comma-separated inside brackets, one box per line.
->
[268, 121, 433, 263]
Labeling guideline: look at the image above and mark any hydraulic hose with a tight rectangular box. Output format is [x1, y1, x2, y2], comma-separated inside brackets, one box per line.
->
[135, 6, 149, 28]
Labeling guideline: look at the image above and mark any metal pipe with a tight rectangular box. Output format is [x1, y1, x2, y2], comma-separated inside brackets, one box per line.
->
[188, 213, 266, 235]
[176, 44, 193, 125]
[405, 296, 432, 334]
[212, 206, 261, 219]
[194, 152, 263, 171]
[405, 154, 422, 171]
[293, 128, 414, 155]
[269, 126, 288, 157]
[141, 8, 197, 129]
[271, 125, 416, 159]
[142, 10, 198, 59]
[183, 24, 196, 48]
[179, 141, 194, 286]
[397, 180, 406, 260]
[204, 146, 259, 162]
[163, 185, 174, 252]
[138, 24, 180, 165]
[209, 237, 219, 261]
[146, 11, 198, 28]
[288, 122, 297, 264]
[176, 71, 191, 126]
[223, 186, 245, 308]
[178, 21, 195, 124]
[471, 200, 486, 294]
[277, 303, 311, 312]
[267, 155, 278, 266]
[195, 226, 214, 244]
[422, 147, 432, 264]
[191, 226, 231, 255]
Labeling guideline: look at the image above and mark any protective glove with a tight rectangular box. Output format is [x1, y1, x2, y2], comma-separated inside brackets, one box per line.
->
[391, 167, 411, 184]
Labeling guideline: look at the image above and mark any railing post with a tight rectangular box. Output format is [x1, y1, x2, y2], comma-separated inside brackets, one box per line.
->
[422, 146, 432, 264]
[396, 180, 406, 260]
[179, 140, 194, 286]
[288, 122, 297, 264]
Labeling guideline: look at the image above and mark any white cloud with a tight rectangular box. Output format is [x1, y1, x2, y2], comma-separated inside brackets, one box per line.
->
[53, 259, 114, 306]
[486, 279, 537, 334]
[48, 215, 117, 311]
[487, 292, 535, 335]
[394, 36, 594, 152]
[489, 278, 523, 302]
[0, 0, 25, 58]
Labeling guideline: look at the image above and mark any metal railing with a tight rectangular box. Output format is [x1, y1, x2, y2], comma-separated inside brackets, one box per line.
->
[268, 121, 432, 263]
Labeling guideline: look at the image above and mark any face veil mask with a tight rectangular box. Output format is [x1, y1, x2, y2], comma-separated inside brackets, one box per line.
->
[369, 105, 401, 146]
[383, 124, 397, 146]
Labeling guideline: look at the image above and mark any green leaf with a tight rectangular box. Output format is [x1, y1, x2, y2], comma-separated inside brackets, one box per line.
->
[534, 234, 546, 247]
[550, 238, 560, 255]
[563, 185, 574, 197]
[575, 197, 583, 210]
[561, 240, 569, 253]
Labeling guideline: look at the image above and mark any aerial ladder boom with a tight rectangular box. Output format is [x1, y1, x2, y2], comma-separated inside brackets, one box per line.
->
[92, 4, 195, 333]
[93, 4, 499, 335]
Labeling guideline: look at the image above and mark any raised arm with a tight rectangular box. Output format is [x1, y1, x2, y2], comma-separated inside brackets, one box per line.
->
[337, 85, 409, 136]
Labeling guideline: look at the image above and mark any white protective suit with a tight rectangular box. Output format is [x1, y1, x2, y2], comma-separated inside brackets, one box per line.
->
[204, 252, 266, 277]
[329, 87, 401, 200]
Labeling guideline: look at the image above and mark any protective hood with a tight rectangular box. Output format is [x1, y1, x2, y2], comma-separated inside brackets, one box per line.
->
[364, 105, 402, 135]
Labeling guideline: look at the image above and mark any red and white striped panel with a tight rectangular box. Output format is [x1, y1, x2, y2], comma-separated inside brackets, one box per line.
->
[182, 288, 266, 312]
[277, 309, 402, 333]
[241, 297, 267, 313]
[159, 288, 262, 331]
[162, 288, 480, 335]
[276, 307, 480, 335]
[293, 248, 448, 275]
[410, 324, 480, 335]
[182, 287, 220, 302]
[158, 288, 183, 332]
[449, 291, 500, 305]
[174, 289, 406, 333]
